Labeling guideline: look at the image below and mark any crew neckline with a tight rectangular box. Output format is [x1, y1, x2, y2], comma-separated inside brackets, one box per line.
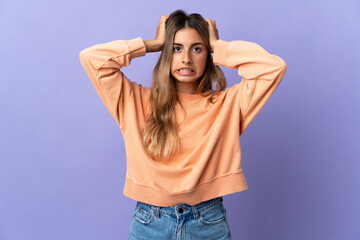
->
[176, 90, 213, 100]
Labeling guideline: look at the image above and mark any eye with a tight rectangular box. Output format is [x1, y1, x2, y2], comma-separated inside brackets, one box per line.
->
[193, 47, 201, 52]
[173, 47, 181, 52]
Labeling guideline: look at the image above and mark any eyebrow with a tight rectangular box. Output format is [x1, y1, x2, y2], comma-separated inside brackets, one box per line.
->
[173, 42, 205, 47]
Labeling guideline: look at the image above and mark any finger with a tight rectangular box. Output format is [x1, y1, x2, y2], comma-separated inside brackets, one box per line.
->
[159, 15, 166, 24]
[161, 15, 169, 21]
[207, 19, 217, 28]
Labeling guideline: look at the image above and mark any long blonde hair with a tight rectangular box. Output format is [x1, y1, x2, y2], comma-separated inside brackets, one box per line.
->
[142, 10, 226, 162]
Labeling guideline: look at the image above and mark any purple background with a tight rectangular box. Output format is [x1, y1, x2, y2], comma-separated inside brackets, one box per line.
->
[1, 0, 359, 239]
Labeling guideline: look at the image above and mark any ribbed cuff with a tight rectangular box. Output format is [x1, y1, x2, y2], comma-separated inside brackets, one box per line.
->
[213, 39, 230, 67]
[127, 37, 146, 58]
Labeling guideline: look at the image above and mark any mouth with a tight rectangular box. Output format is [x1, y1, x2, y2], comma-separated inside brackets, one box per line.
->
[176, 68, 195, 75]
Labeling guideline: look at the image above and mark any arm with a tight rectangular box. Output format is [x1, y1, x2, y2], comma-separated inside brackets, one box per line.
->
[213, 39, 287, 135]
[79, 15, 168, 129]
[206, 18, 287, 135]
[79, 38, 146, 129]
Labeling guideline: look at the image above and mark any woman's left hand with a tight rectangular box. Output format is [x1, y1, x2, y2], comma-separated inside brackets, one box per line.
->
[205, 19, 219, 53]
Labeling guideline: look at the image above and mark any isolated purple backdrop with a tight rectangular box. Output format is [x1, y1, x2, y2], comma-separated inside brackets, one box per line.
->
[1, 0, 359, 239]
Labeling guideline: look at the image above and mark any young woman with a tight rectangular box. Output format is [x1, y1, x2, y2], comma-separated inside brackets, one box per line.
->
[80, 9, 286, 240]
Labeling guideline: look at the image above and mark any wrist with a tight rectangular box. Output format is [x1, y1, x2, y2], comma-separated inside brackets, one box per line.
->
[211, 39, 220, 53]
[144, 39, 163, 53]
[210, 39, 219, 53]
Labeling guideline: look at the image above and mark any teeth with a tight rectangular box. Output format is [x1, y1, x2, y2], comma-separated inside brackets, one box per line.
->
[178, 69, 193, 72]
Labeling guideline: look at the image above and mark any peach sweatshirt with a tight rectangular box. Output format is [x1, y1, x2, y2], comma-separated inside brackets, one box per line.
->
[79, 37, 287, 207]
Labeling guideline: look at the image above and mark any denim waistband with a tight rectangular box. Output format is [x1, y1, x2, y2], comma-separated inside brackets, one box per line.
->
[136, 196, 223, 220]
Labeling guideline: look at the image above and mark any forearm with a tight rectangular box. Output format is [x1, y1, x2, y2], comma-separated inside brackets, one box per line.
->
[144, 39, 163, 53]
[213, 39, 286, 80]
[79, 38, 146, 70]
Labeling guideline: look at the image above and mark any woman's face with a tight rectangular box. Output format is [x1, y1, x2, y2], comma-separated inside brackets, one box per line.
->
[170, 27, 208, 94]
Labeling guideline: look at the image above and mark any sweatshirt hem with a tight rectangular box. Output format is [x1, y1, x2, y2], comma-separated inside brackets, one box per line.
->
[123, 172, 248, 207]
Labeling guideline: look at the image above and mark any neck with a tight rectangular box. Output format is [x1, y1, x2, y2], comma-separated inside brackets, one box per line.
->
[175, 81, 199, 94]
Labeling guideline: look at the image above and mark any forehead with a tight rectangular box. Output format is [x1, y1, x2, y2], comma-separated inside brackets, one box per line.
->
[173, 27, 204, 44]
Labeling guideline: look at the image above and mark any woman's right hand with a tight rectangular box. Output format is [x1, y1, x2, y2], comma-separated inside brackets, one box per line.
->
[145, 15, 169, 53]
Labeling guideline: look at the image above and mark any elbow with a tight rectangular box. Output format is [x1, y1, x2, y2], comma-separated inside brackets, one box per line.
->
[279, 60, 287, 74]
[270, 55, 287, 83]
[276, 59, 287, 83]
[279, 56, 287, 70]
[273, 55, 287, 75]
[79, 49, 89, 63]
[276, 55, 287, 71]
[79, 48, 94, 68]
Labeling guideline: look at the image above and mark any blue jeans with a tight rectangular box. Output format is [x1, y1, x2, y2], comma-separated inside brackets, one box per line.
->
[128, 196, 232, 239]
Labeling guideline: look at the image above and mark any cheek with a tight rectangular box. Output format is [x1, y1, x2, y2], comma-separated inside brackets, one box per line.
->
[198, 55, 208, 73]
[170, 55, 179, 72]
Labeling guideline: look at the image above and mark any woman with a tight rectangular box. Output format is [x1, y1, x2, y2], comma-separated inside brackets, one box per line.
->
[80, 9, 286, 240]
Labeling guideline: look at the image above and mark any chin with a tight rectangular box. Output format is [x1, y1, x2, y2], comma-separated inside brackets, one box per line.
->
[173, 74, 199, 82]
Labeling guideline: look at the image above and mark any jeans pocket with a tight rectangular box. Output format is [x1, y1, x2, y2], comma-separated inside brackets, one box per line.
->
[133, 203, 154, 225]
[199, 204, 226, 225]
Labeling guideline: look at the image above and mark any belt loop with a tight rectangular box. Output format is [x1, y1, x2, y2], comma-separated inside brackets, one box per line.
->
[152, 206, 160, 218]
[192, 205, 199, 220]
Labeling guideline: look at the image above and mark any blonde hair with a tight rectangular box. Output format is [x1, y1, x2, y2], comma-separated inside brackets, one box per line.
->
[142, 9, 226, 162]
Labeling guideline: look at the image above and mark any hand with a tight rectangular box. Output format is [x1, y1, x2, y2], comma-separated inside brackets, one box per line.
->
[155, 15, 168, 46]
[145, 15, 169, 52]
[205, 19, 219, 53]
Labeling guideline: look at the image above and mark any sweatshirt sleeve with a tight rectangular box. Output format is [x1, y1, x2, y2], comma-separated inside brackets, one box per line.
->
[213, 39, 287, 135]
[79, 37, 146, 129]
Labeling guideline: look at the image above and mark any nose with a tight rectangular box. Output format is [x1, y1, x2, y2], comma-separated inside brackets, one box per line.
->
[182, 51, 192, 64]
